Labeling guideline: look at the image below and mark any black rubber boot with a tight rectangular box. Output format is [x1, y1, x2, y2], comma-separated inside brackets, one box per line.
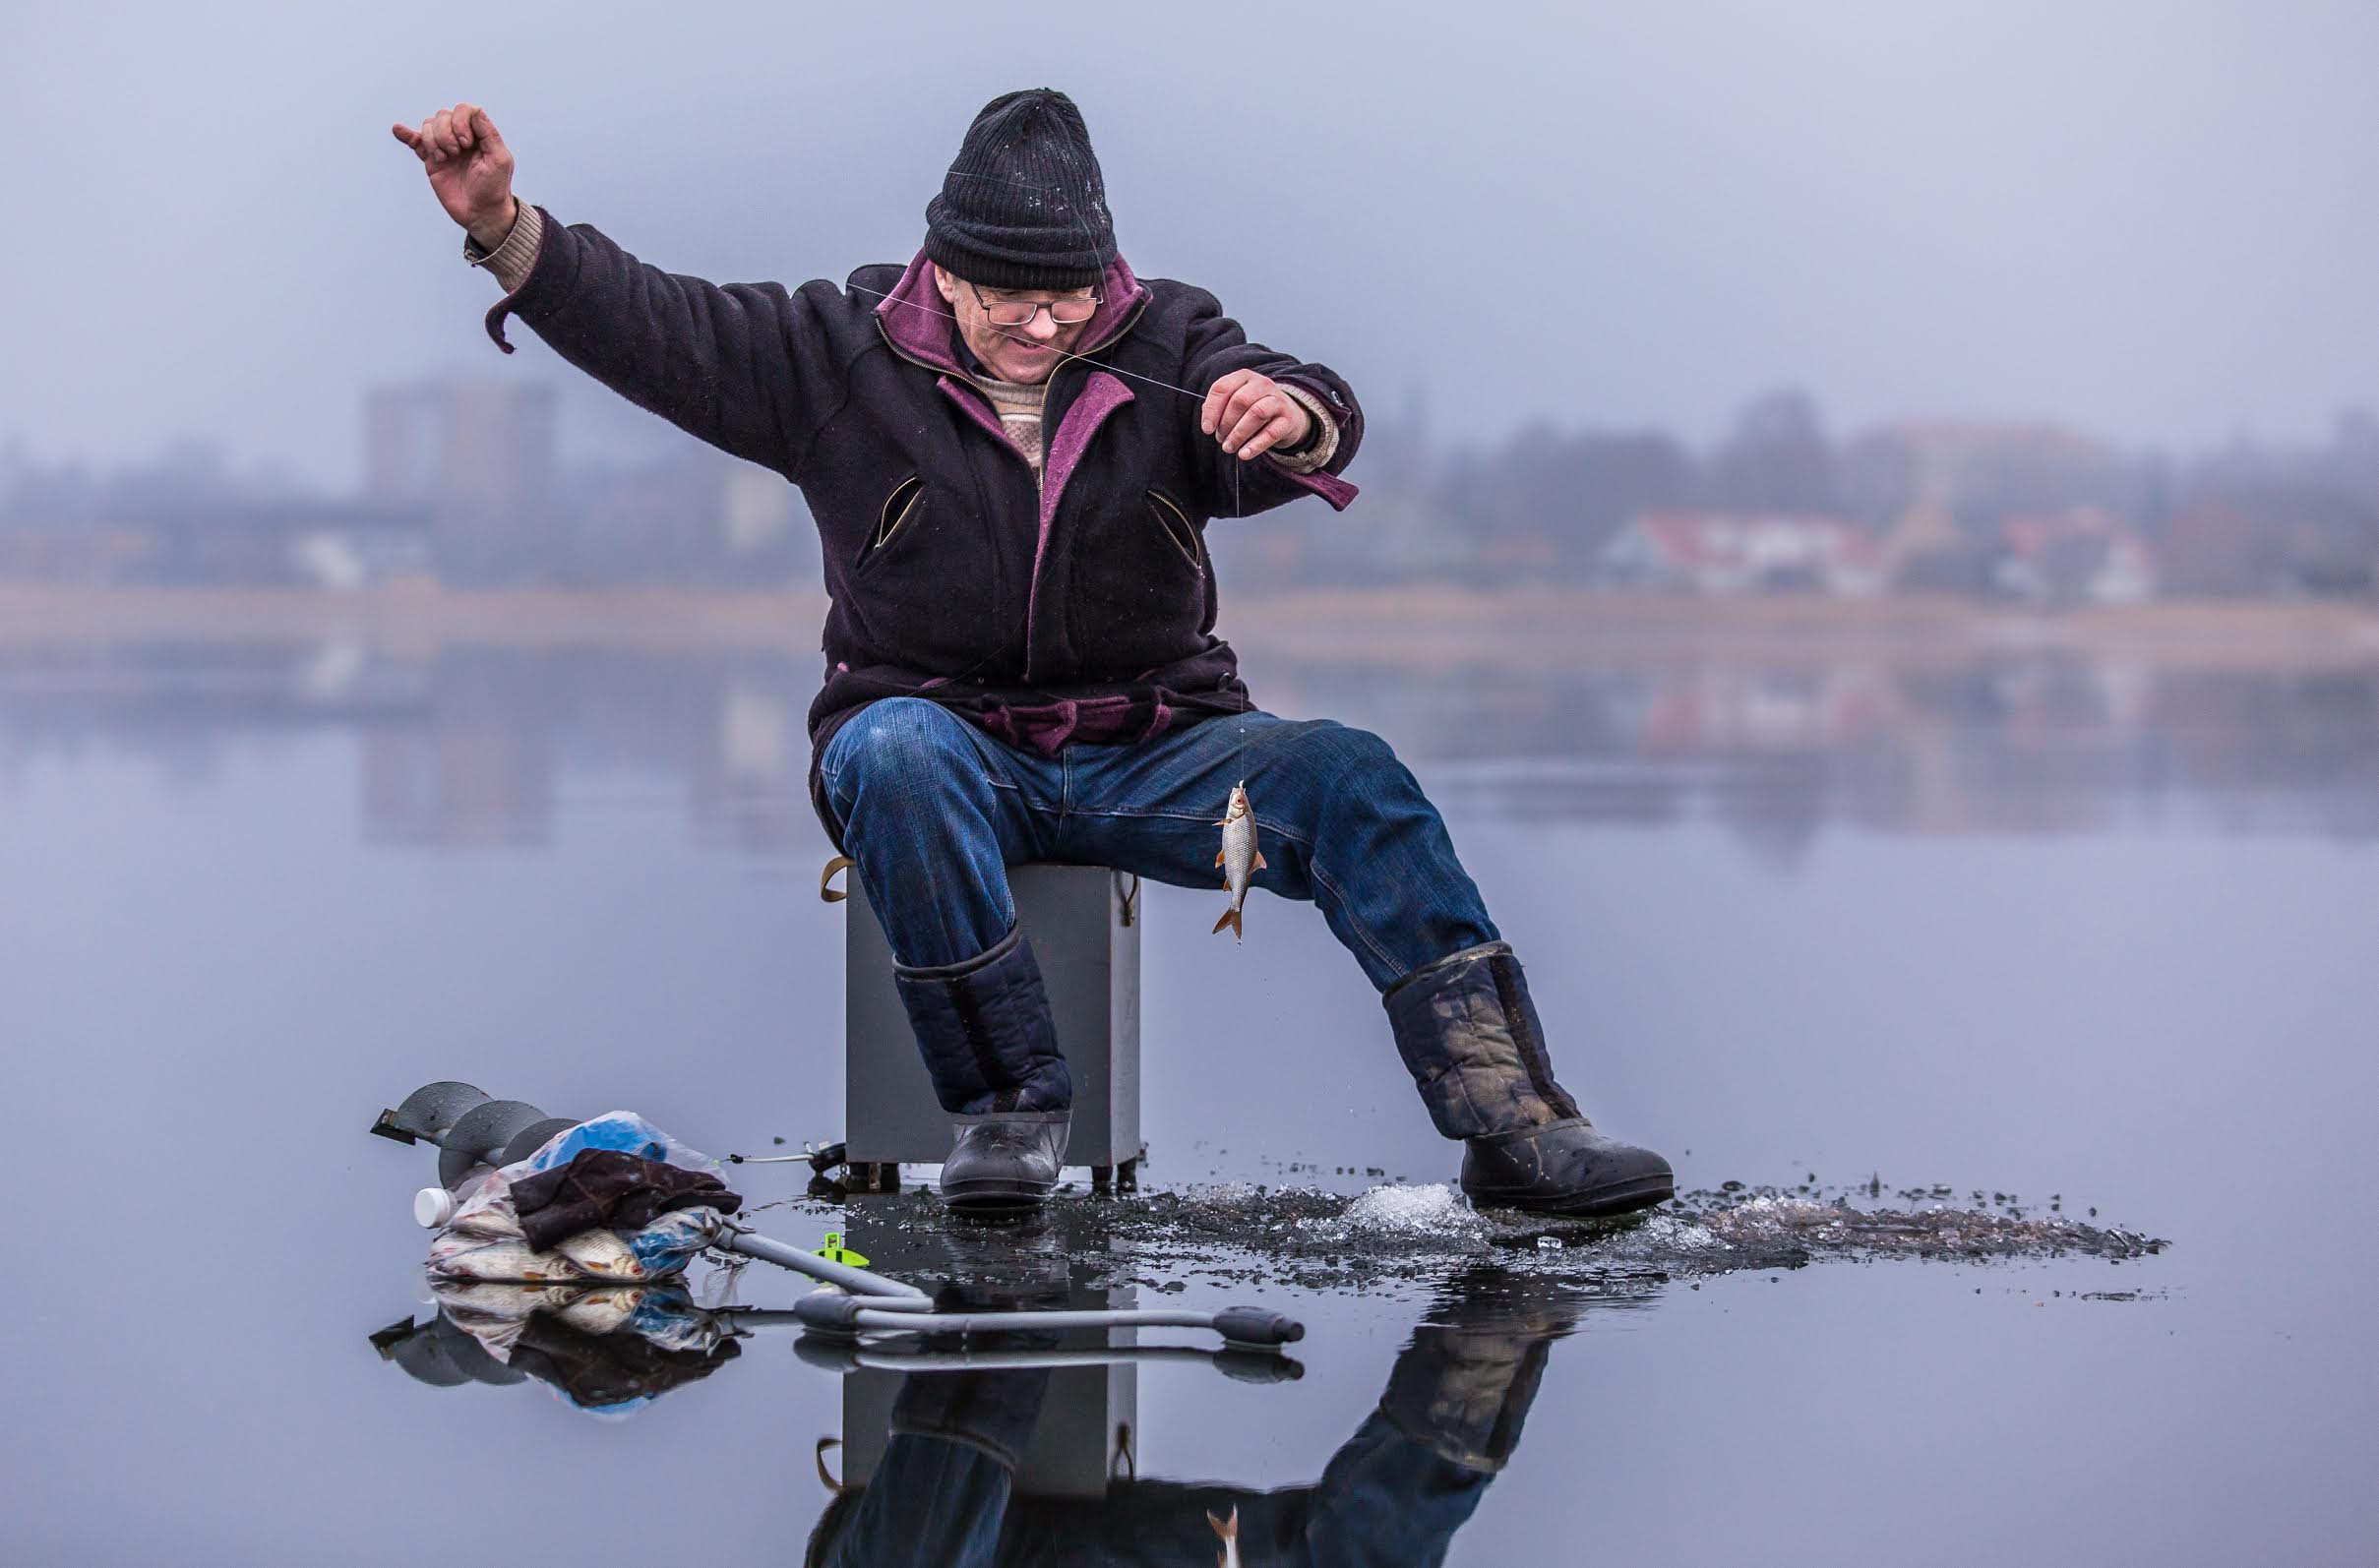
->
[1383, 940, 1674, 1217]
[894, 928, 1079, 1218]
[890, 921, 1074, 1215]
[1458, 1121, 1674, 1217]
[939, 1111, 1070, 1213]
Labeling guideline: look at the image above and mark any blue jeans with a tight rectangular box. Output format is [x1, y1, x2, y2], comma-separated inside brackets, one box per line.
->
[820, 698, 1499, 989]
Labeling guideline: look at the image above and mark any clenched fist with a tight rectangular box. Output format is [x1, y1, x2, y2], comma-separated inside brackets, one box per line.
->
[1200, 368, 1313, 462]
[391, 103, 518, 251]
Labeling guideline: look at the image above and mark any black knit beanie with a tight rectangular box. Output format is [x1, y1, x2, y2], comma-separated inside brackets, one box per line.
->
[925, 89, 1116, 290]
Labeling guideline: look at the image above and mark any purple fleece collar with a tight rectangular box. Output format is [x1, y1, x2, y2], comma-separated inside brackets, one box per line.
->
[872, 251, 1148, 373]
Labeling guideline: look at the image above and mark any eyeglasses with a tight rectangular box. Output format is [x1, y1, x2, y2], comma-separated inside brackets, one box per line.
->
[970, 282, 1101, 328]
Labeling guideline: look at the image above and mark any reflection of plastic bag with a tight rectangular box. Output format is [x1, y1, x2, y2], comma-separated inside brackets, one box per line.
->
[427, 1113, 731, 1285]
[424, 1278, 741, 1415]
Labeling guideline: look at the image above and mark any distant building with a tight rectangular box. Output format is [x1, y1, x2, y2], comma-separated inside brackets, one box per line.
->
[1881, 491, 1995, 593]
[365, 381, 559, 584]
[288, 526, 434, 590]
[1994, 508, 2159, 605]
[1599, 513, 1884, 596]
[2095, 533, 2158, 604]
[0, 435, 429, 588]
[560, 444, 813, 586]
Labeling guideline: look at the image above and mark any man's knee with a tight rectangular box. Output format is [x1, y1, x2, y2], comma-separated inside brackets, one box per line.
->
[825, 697, 980, 794]
[1290, 718, 1406, 788]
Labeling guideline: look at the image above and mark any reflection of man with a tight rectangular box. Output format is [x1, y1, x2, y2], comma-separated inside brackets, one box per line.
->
[803, 1266, 1583, 1567]
[392, 90, 1669, 1216]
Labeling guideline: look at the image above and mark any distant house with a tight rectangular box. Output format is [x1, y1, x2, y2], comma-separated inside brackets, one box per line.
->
[2094, 533, 2158, 604]
[288, 525, 435, 591]
[1599, 513, 1885, 596]
[1994, 508, 2159, 605]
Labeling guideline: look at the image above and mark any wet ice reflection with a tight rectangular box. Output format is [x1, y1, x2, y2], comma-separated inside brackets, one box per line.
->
[3, 635, 2371, 1563]
[7, 641, 2379, 848]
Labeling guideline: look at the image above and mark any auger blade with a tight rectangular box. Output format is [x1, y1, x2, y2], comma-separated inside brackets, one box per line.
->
[496, 1116, 583, 1169]
[369, 1080, 488, 1145]
[436, 1099, 555, 1188]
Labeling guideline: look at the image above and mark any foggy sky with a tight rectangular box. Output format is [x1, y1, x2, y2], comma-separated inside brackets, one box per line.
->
[5, 0, 2375, 489]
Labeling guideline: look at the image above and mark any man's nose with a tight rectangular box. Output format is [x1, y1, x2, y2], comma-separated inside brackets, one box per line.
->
[1022, 310, 1062, 341]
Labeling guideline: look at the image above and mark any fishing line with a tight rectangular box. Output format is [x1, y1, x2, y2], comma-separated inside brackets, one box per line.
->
[846, 278, 1214, 407]
[858, 162, 1304, 446]
[863, 158, 1279, 754]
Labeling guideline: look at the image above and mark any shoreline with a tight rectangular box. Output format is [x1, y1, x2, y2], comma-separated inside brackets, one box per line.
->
[1, 582, 2374, 668]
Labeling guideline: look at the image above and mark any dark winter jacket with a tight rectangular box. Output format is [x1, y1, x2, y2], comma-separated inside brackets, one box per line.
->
[478, 209, 1364, 849]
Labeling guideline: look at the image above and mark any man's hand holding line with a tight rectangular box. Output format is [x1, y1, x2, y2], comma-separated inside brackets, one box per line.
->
[1201, 368, 1314, 463]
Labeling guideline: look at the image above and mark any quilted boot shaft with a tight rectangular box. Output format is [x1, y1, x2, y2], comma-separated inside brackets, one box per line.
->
[892, 921, 1073, 1116]
[1382, 940, 1581, 1140]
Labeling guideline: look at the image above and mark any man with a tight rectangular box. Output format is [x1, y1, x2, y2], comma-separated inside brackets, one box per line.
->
[392, 89, 1672, 1217]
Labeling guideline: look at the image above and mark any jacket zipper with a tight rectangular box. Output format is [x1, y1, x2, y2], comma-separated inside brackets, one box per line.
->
[875, 295, 1154, 684]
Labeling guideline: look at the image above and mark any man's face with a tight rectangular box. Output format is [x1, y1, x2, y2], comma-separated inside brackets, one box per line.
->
[934, 269, 1098, 385]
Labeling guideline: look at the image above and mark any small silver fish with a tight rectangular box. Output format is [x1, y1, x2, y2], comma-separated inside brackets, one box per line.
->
[1207, 1506, 1241, 1568]
[1212, 782, 1265, 940]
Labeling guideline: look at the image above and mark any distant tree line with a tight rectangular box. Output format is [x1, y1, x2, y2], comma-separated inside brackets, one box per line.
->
[1249, 391, 2379, 598]
[9, 393, 2379, 598]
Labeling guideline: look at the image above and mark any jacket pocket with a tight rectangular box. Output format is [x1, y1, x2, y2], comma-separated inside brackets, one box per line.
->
[1147, 487, 1202, 573]
[857, 475, 925, 572]
[1066, 485, 1212, 678]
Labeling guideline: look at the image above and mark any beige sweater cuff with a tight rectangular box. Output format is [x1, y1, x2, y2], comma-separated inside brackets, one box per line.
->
[462, 202, 544, 293]
[1270, 381, 1341, 474]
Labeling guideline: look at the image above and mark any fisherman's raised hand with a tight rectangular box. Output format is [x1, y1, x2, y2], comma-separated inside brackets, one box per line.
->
[391, 103, 518, 251]
[1201, 369, 1312, 462]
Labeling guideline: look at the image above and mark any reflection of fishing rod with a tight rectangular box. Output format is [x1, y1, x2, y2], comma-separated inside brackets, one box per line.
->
[369, 1306, 1303, 1396]
[778, 1330, 1305, 1383]
[373, 1081, 1307, 1352]
[785, 1291, 1302, 1350]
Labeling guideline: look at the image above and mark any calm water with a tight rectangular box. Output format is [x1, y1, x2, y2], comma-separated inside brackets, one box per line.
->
[4, 633, 2376, 1564]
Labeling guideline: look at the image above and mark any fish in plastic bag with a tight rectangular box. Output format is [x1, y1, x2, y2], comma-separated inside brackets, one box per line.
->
[427, 1112, 731, 1285]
